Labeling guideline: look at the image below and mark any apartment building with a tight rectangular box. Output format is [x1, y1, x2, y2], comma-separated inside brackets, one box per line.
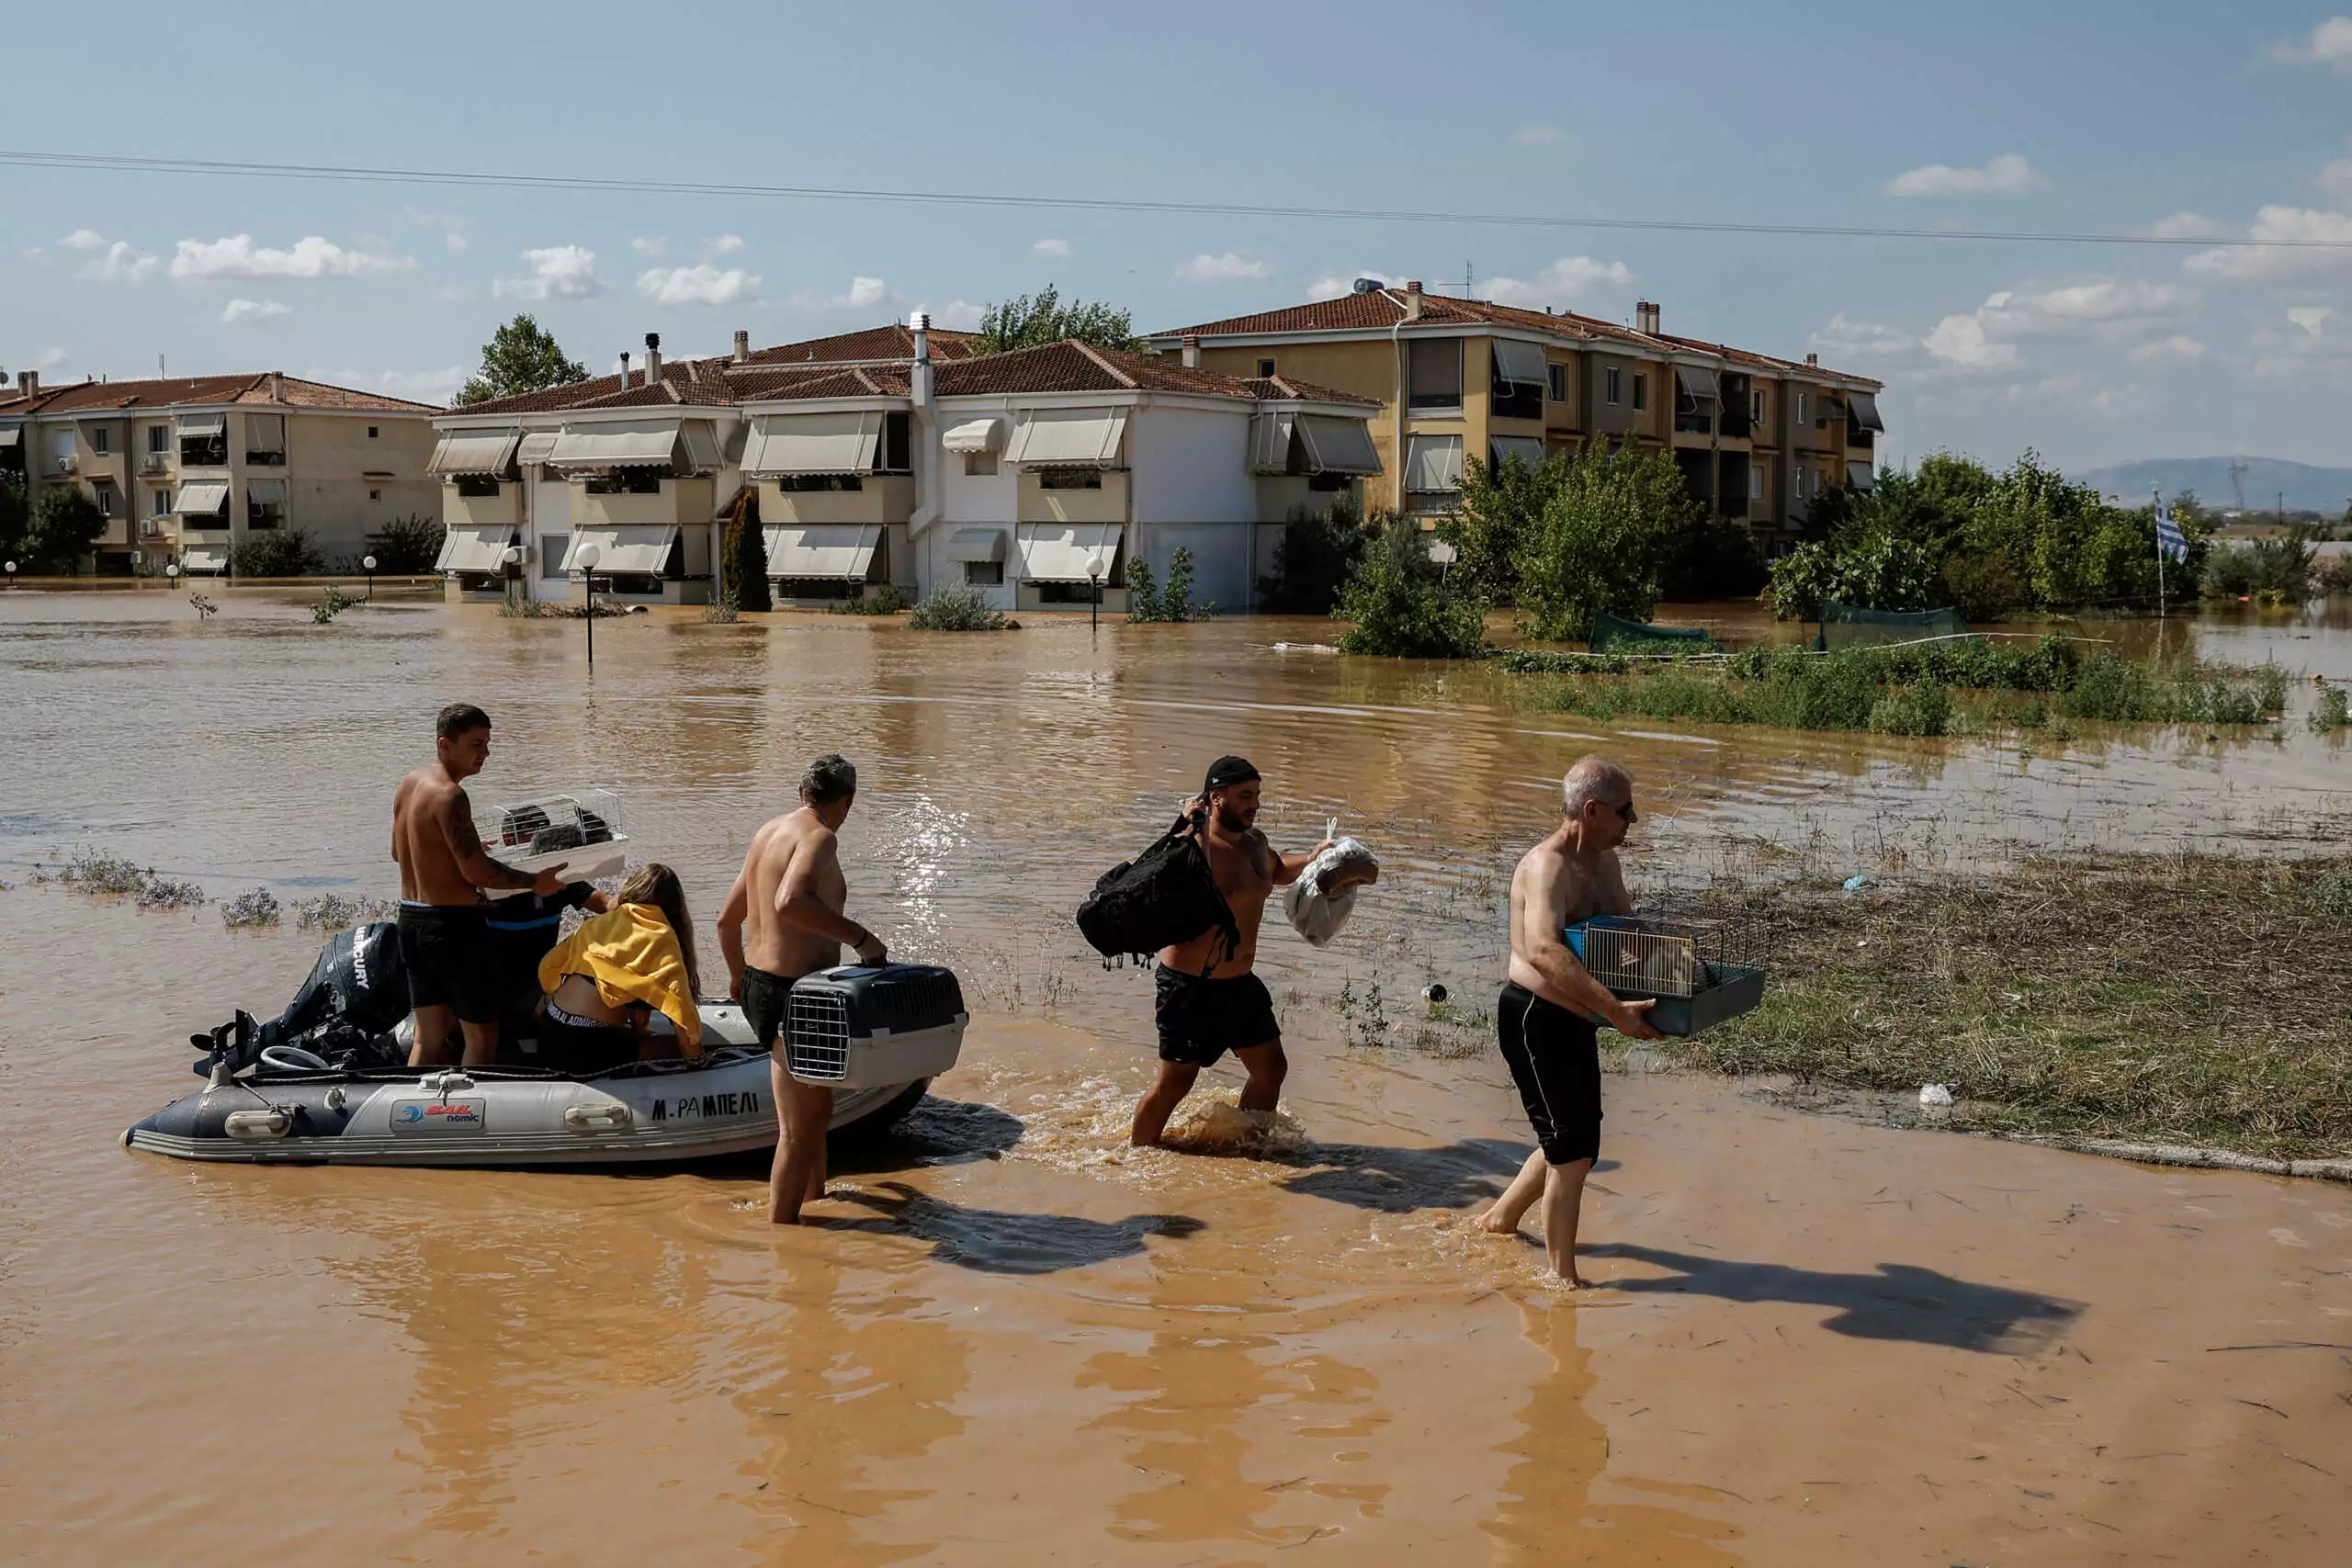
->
[1142, 284, 1884, 550]
[433, 323, 1381, 612]
[0, 369, 437, 574]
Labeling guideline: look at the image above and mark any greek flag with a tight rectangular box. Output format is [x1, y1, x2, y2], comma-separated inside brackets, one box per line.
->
[2154, 495, 2188, 564]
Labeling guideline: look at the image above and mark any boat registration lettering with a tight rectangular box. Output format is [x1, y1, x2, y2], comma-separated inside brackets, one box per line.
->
[647, 1090, 762, 1123]
[390, 1098, 488, 1134]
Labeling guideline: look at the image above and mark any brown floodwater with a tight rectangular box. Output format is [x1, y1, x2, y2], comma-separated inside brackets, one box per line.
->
[3, 585, 2349, 1566]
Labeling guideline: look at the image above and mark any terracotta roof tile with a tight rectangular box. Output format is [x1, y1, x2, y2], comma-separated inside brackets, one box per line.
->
[0, 373, 435, 415]
[740, 323, 978, 367]
[1240, 374, 1381, 407]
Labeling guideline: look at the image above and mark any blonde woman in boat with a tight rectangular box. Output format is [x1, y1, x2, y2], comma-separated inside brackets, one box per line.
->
[537, 863, 706, 1075]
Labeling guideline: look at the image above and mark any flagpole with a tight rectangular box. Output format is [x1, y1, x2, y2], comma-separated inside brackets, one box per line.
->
[2154, 487, 2166, 622]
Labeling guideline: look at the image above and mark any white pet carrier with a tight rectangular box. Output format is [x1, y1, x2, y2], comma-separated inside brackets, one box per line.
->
[784, 964, 968, 1089]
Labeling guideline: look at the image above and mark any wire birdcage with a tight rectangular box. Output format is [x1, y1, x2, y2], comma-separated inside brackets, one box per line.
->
[480, 789, 628, 894]
[1577, 912, 1767, 998]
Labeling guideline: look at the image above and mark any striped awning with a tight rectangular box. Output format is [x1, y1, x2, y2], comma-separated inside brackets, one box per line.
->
[435, 525, 517, 572]
[1007, 407, 1127, 468]
[563, 525, 677, 575]
[429, 429, 522, 478]
[763, 524, 880, 579]
[1015, 523, 1120, 581]
[1296, 414, 1382, 476]
[175, 480, 231, 514]
[548, 422, 684, 470]
[742, 411, 879, 477]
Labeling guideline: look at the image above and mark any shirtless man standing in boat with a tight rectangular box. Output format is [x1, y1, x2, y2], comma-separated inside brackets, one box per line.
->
[1479, 755, 1661, 1287]
[391, 703, 568, 1068]
[1128, 756, 1335, 1148]
[718, 753, 888, 1225]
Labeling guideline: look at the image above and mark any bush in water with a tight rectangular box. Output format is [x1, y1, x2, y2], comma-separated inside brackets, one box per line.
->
[2312, 685, 2350, 734]
[1126, 547, 1217, 623]
[221, 887, 283, 930]
[367, 513, 445, 575]
[1506, 440, 1693, 641]
[831, 583, 908, 616]
[1256, 493, 1366, 615]
[725, 500, 772, 614]
[229, 528, 327, 579]
[909, 587, 1009, 631]
[1334, 513, 1487, 659]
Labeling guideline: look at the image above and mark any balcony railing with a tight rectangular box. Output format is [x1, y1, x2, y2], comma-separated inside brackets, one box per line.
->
[1847, 427, 1874, 454]
[244, 450, 286, 467]
[1673, 407, 1713, 435]
[139, 452, 172, 474]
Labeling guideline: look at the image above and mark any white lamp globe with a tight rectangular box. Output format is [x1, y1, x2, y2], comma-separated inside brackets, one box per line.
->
[575, 542, 601, 570]
[501, 546, 522, 568]
[363, 554, 377, 570]
[165, 563, 179, 580]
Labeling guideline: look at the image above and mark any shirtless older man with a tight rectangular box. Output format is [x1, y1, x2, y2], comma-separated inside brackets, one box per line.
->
[1479, 755, 1662, 1287]
[718, 754, 888, 1225]
[391, 703, 568, 1067]
[1128, 755, 1331, 1147]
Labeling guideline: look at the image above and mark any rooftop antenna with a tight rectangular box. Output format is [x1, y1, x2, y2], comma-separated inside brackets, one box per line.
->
[1464, 261, 1475, 300]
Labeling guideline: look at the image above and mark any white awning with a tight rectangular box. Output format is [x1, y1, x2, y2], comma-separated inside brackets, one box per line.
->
[435, 525, 517, 572]
[244, 412, 286, 449]
[1491, 338, 1548, 384]
[1296, 413, 1382, 476]
[515, 431, 561, 467]
[0, 422, 20, 449]
[244, 478, 287, 505]
[1250, 411, 1296, 475]
[1007, 406, 1127, 467]
[1675, 365, 1721, 401]
[429, 428, 522, 477]
[942, 526, 1006, 563]
[175, 413, 227, 438]
[941, 417, 1004, 455]
[1403, 434, 1464, 493]
[182, 547, 227, 571]
[1846, 460, 1876, 491]
[175, 480, 231, 514]
[762, 524, 880, 579]
[1488, 435, 1547, 472]
[1015, 522, 1121, 581]
[741, 411, 879, 477]
[1845, 391, 1885, 433]
[548, 422, 684, 470]
[679, 419, 724, 474]
[563, 525, 677, 574]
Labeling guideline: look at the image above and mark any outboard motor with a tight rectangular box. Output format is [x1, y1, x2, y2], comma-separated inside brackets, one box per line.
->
[193, 922, 411, 1078]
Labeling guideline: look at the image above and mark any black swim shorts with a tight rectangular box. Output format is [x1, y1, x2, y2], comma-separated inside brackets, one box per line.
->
[1155, 966, 1280, 1067]
[1496, 981, 1602, 1166]
[398, 903, 495, 1025]
[741, 964, 800, 1055]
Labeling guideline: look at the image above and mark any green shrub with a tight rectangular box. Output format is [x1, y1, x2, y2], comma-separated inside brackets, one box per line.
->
[1656, 514, 1767, 601]
[725, 502, 772, 613]
[24, 485, 108, 573]
[1510, 441, 1692, 640]
[2202, 530, 2316, 604]
[2312, 685, 2350, 734]
[1126, 546, 1217, 622]
[367, 513, 445, 574]
[1334, 514, 1487, 659]
[831, 583, 908, 615]
[909, 586, 1008, 631]
[1257, 494, 1365, 614]
[1942, 551, 2023, 621]
[1867, 682, 1951, 738]
[310, 585, 358, 624]
[230, 529, 327, 578]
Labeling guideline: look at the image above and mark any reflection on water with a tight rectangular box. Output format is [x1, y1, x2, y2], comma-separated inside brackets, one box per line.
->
[5, 588, 2349, 1566]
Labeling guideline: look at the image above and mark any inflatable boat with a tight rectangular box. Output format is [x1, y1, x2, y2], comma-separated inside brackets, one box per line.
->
[124, 925, 968, 1167]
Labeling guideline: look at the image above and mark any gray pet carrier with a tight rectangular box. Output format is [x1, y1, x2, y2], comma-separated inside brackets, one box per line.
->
[784, 964, 968, 1088]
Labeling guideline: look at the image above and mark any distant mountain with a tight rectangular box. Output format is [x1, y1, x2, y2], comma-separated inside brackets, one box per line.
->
[2076, 457, 2352, 515]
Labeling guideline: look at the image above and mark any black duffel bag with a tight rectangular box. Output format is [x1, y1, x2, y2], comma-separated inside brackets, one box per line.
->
[1076, 811, 1241, 972]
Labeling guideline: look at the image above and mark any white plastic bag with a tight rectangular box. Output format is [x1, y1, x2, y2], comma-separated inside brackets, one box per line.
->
[1285, 822, 1379, 948]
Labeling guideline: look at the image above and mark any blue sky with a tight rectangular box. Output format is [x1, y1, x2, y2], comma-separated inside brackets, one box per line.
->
[6, 1, 2351, 473]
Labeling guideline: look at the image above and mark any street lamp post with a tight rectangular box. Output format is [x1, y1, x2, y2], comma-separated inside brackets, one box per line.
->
[574, 540, 602, 671]
[1090, 568, 1102, 634]
[4, 559, 16, 590]
[500, 545, 522, 613]
[164, 562, 179, 589]
[363, 553, 377, 602]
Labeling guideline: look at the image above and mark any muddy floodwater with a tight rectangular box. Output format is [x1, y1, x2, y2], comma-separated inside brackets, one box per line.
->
[4, 586, 2349, 1566]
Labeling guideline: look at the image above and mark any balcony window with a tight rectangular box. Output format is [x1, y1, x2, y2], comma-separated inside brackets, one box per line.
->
[584, 468, 663, 495]
[1407, 338, 1464, 412]
[93, 480, 117, 516]
[964, 560, 1004, 587]
[454, 474, 502, 498]
[246, 479, 288, 531]
[1796, 392, 1808, 426]
[180, 435, 226, 467]
[1751, 389, 1765, 427]
[1038, 468, 1104, 491]
[879, 411, 912, 475]
[1403, 434, 1464, 506]
[91, 427, 110, 455]
[1632, 373, 1647, 412]
[1546, 364, 1568, 403]
[775, 473, 863, 492]
[244, 413, 286, 467]
[1749, 467, 1764, 502]
[1489, 339, 1545, 421]
[146, 424, 168, 454]
[539, 535, 570, 579]
[152, 488, 171, 518]
[1604, 367, 1622, 406]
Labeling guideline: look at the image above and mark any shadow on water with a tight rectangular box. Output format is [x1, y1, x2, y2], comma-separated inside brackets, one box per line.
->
[689, 1094, 1028, 1183]
[1278, 1137, 1619, 1213]
[824, 1180, 1206, 1276]
[1588, 1243, 2083, 1354]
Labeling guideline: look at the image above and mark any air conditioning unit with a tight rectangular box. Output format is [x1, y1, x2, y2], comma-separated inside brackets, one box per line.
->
[140, 454, 171, 474]
[55, 456, 76, 475]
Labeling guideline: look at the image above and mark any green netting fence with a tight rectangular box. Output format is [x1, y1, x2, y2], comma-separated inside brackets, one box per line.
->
[1813, 602, 1970, 650]
[1589, 612, 1719, 654]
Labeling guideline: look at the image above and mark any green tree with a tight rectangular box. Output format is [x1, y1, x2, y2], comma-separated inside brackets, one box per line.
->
[1334, 513, 1487, 658]
[24, 485, 107, 573]
[972, 286, 1134, 355]
[725, 496, 771, 612]
[368, 513, 446, 574]
[1125, 547, 1217, 622]
[1510, 441, 1696, 642]
[0, 476, 28, 567]
[456, 314, 589, 407]
[1257, 492, 1366, 614]
[1446, 446, 1559, 604]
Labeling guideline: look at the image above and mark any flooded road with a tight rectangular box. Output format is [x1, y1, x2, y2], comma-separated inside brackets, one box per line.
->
[3, 586, 2348, 1566]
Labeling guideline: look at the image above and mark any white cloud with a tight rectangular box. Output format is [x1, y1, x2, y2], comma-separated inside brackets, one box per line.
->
[917, 299, 985, 331]
[2129, 333, 2207, 365]
[706, 232, 747, 255]
[83, 239, 160, 283]
[61, 228, 106, 250]
[1177, 251, 1271, 284]
[1514, 126, 1566, 145]
[2184, 205, 2352, 282]
[637, 264, 762, 306]
[170, 233, 411, 280]
[1924, 312, 2018, 368]
[1484, 255, 1635, 307]
[221, 299, 292, 325]
[2289, 304, 2333, 337]
[631, 236, 666, 257]
[2321, 161, 2352, 199]
[1033, 237, 1072, 257]
[2274, 16, 2352, 73]
[1923, 276, 2192, 371]
[495, 244, 604, 300]
[1809, 313, 1918, 360]
[2142, 210, 2229, 240]
[790, 276, 892, 310]
[1884, 153, 2049, 197]
[37, 347, 68, 369]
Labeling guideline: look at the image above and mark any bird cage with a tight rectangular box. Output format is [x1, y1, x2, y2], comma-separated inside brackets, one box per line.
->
[1567, 911, 1769, 1036]
[481, 789, 628, 894]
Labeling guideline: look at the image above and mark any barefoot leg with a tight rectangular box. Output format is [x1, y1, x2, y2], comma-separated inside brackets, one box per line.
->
[1130, 1060, 1200, 1146]
[768, 1056, 831, 1224]
[1540, 1157, 1594, 1287]
[1232, 1040, 1286, 1114]
[1481, 1147, 1549, 1234]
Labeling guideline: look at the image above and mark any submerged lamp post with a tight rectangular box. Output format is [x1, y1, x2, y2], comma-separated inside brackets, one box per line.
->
[362, 553, 377, 601]
[5, 559, 16, 589]
[500, 545, 522, 613]
[164, 561, 179, 588]
[574, 540, 601, 670]
[1090, 565, 1102, 633]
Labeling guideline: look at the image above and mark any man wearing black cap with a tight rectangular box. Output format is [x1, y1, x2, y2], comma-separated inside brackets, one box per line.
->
[1129, 755, 1329, 1146]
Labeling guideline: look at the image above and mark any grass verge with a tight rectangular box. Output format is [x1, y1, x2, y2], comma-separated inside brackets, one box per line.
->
[1646, 852, 2352, 1160]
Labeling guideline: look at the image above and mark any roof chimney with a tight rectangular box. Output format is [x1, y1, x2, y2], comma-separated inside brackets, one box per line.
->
[909, 310, 933, 407]
[733, 329, 750, 364]
[1804, 352, 1818, 367]
[1181, 333, 1201, 370]
[17, 369, 35, 395]
[1404, 280, 1423, 321]
[1635, 300, 1660, 336]
[643, 333, 662, 386]
[618, 350, 631, 389]
[268, 370, 285, 403]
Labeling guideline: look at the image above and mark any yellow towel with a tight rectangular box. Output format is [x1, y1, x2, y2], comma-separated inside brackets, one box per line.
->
[538, 904, 703, 1055]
